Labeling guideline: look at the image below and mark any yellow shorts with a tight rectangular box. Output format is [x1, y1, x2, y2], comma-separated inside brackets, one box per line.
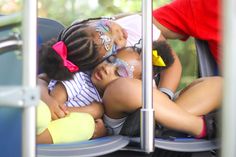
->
[48, 112, 95, 144]
[36, 100, 51, 135]
[37, 100, 95, 144]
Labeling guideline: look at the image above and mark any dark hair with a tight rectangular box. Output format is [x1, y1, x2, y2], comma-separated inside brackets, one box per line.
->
[152, 40, 174, 75]
[39, 20, 101, 81]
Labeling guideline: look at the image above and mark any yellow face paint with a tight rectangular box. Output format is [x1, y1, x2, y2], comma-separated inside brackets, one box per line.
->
[152, 50, 166, 67]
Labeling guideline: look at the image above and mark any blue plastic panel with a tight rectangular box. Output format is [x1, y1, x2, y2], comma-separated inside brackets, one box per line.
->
[129, 137, 220, 152]
[37, 135, 130, 157]
[0, 108, 22, 157]
[0, 16, 23, 157]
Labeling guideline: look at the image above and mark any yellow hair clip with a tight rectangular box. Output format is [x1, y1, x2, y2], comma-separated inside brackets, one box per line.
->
[152, 50, 166, 67]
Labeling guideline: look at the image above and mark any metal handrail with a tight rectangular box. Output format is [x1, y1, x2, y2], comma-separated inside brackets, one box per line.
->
[141, 0, 154, 153]
[0, 86, 39, 107]
[22, 0, 37, 157]
[0, 13, 21, 28]
[0, 36, 22, 55]
[221, 0, 236, 157]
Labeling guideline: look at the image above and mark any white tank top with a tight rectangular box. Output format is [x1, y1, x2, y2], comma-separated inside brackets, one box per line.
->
[115, 14, 161, 46]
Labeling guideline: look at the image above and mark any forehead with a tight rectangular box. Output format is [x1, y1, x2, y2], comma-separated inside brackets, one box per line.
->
[93, 32, 108, 55]
[89, 21, 115, 57]
[115, 48, 140, 61]
[115, 47, 142, 78]
[88, 26, 113, 59]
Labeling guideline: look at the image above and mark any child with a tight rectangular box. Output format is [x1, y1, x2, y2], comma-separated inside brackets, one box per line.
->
[114, 14, 182, 99]
[92, 45, 221, 139]
[37, 19, 125, 144]
[37, 36, 174, 144]
[37, 18, 149, 144]
[90, 42, 174, 135]
[81, 14, 181, 100]
[70, 15, 220, 139]
[38, 17, 129, 120]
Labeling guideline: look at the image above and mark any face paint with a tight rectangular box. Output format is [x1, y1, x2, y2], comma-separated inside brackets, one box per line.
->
[96, 20, 110, 33]
[96, 20, 117, 57]
[104, 55, 134, 78]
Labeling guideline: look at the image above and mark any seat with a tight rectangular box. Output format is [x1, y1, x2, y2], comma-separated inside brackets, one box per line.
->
[129, 137, 219, 152]
[37, 17, 65, 74]
[37, 135, 130, 157]
[37, 17, 65, 49]
[195, 39, 219, 77]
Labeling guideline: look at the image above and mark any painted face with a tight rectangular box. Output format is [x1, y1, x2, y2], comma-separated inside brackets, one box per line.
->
[91, 47, 142, 92]
[93, 20, 128, 58]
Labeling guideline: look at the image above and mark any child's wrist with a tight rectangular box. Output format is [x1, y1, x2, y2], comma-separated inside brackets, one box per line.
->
[159, 87, 174, 100]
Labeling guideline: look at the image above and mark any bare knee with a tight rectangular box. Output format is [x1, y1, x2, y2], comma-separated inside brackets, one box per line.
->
[202, 76, 223, 89]
[36, 129, 53, 144]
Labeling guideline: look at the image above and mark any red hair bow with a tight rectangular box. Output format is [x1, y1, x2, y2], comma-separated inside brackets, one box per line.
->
[52, 41, 79, 72]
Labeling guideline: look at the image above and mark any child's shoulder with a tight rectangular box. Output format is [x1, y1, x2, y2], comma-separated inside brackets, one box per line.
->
[72, 72, 92, 83]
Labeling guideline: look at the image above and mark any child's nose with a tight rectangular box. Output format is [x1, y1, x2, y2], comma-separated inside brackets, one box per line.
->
[103, 63, 116, 74]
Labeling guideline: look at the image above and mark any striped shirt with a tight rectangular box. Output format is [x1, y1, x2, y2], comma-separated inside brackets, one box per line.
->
[48, 72, 102, 107]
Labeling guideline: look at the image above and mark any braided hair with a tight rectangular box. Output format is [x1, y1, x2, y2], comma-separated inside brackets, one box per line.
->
[152, 40, 175, 86]
[152, 40, 174, 75]
[39, 19, 104, 81]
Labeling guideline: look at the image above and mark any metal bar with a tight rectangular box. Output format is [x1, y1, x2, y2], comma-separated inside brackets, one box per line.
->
[0, 13, 21, 27]
[221, 0, 236, 157]
[0, 40, 22, 54]
[0, 87, 39, 107]
[141, 0, 154, 153]
[22, 0, 37, 156]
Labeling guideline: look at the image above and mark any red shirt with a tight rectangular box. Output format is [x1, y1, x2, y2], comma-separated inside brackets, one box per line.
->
[153, 0, 221, 64]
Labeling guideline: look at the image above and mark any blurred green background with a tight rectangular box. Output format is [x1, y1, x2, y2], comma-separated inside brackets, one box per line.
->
[0, 0, 197, 89]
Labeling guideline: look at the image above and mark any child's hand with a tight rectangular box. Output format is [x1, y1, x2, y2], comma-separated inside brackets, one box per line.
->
[59, 104, 70, 115]
[47, 98, 68, 120]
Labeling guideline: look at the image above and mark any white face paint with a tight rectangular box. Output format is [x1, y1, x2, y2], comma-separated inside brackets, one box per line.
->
[95, 19, 127, 57]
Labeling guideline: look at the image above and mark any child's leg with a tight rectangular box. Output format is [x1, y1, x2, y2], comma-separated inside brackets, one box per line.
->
[36, 129, 53, 144]
[175, 76, 222, 116]
[103, 78, 209, 138]
[36, 100, 53, 144]
[37, 100, 51, 135]
[153, 89, 204, 137]
[92, 119, 107, 139]
[37, 112, 95, 144]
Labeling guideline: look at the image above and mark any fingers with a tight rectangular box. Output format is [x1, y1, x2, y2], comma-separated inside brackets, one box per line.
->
[50, 105, 67, 120]
[60, 105, 70, 115]
[51, 112, 59, 120]
[56, 108, 66, 118]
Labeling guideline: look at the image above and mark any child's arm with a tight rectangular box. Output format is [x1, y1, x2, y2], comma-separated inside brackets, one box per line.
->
[49, 82, 69, 119]
[37, 74, 53, 105]
[37, 75, 68, 120]
[156, 34, 182, 99]
[66, 102, 104, 119]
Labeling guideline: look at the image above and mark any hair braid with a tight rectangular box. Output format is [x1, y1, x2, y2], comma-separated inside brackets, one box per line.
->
[39, 19, 102, 80]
